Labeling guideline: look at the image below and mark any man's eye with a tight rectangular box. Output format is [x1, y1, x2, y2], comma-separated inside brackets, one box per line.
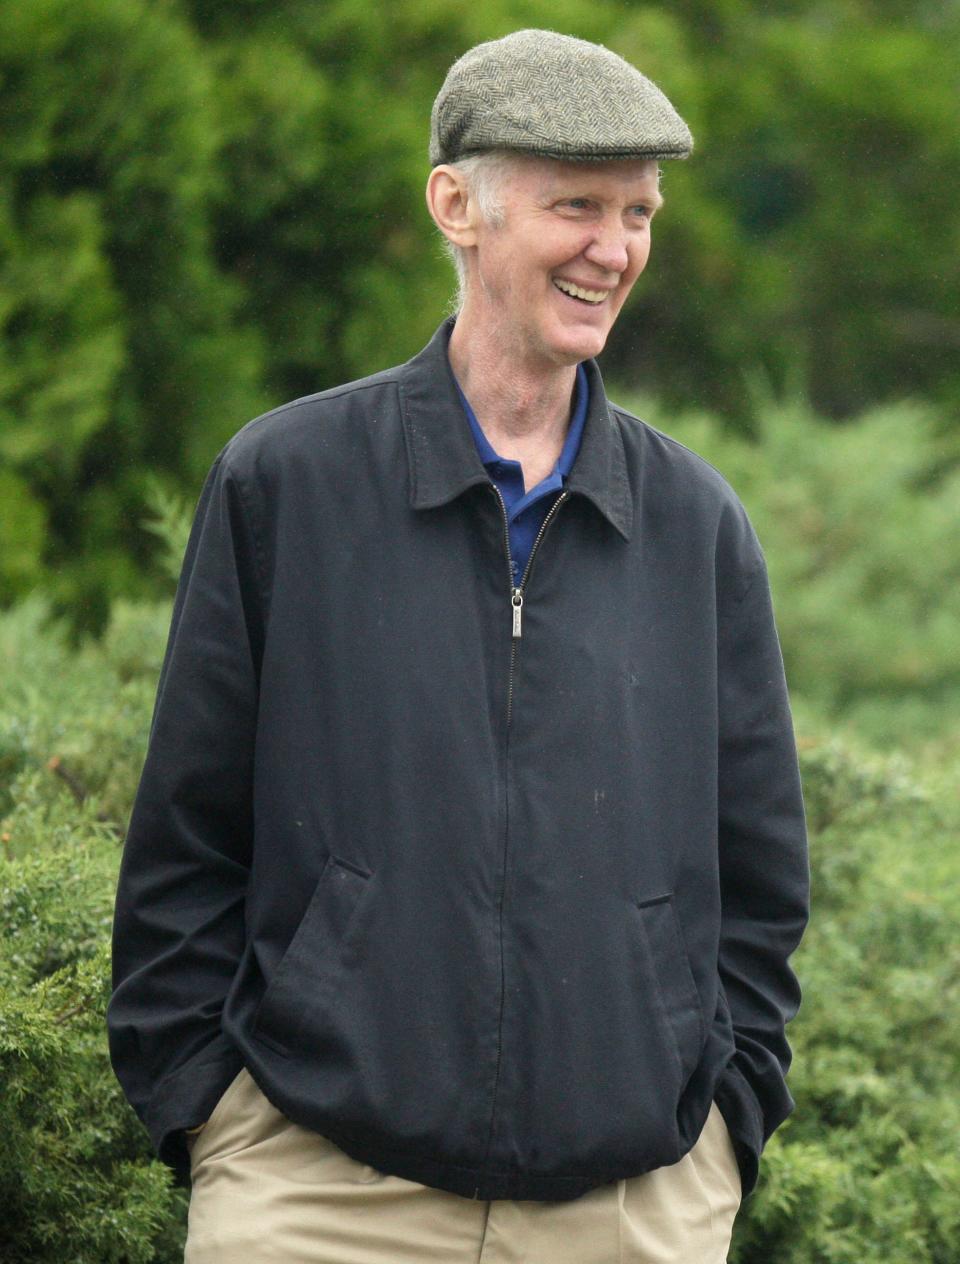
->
[631, 205, 651, 219]
[564, 198, 589, 210]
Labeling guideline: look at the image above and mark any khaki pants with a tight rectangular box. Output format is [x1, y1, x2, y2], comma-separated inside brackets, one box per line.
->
[185, 1068, 741, 1263]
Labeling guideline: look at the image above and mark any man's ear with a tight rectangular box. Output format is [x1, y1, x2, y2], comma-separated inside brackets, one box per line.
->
[425, 166, 479, 250]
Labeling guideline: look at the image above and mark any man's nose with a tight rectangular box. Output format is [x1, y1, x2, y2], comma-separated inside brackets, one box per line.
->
[583, 217, 630, 274]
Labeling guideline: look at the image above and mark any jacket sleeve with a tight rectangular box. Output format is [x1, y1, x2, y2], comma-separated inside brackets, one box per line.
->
[711, 521, 810, 1197]
[107, 450, 263, 1171]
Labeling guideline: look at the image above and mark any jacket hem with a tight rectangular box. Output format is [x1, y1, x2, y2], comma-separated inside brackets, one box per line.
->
[308, 1124, 645, 1203]
[713, 1059, 765, 1198]
[143, 1039, 245, 1176]
[240, 1052, 649, 1203]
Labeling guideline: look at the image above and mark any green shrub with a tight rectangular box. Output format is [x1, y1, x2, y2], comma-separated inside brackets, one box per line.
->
[0, 595, 170, 830]
[628, 394, 960, 753]
[0, 808, 188, 1261]
[0, 594, 186, 1261]
[730, 736, 960, 1264]
[0, 932, 188, 1263]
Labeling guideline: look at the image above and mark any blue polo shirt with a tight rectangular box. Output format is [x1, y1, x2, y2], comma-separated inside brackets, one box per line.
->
[455, 363, 589, 585]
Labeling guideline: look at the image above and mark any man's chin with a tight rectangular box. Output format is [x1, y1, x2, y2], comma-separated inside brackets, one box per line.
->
[548, 327, 610, 365]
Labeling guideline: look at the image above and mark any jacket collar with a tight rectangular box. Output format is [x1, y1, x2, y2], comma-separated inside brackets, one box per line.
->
[399, 319, 633, 540]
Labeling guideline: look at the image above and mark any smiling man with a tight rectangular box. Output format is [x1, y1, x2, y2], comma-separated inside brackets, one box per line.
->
[108, 29, 809, 1264]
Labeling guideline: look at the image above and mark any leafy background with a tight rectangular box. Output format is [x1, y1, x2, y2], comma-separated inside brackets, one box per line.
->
[1, 0, 958, 1259]
[2, 0, 958, 628]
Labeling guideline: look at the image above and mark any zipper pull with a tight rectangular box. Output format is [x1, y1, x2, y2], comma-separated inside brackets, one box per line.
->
[512, 589, 523, 639]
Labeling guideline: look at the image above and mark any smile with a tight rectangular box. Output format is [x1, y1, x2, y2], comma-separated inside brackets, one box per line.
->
[553, 280, 608, 305]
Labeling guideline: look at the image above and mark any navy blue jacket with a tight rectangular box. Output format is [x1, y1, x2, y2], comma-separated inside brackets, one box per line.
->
[108, 319, 809, 1202]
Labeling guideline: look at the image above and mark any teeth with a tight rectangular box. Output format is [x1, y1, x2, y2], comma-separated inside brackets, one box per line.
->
[554, 280, 607, 304]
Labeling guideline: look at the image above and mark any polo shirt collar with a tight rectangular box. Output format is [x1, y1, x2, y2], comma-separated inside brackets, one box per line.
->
[457, 362, 588, 480]
[399, 318, 633, 540]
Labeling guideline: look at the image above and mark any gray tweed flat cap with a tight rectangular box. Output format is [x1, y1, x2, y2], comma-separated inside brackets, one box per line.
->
[430, 29, 693, 165]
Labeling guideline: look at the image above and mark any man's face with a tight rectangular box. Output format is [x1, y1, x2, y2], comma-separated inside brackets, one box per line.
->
[465, 156, 663, 370]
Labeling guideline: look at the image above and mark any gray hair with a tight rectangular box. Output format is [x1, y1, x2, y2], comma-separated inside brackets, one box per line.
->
[439, 151, 517, 309]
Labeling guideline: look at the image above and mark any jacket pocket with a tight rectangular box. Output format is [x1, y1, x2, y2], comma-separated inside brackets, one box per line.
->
[253, 854, 372, 1052]
[634, 893, 704, 1084]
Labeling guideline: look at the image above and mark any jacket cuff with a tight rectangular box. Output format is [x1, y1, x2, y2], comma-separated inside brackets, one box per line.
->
[713, 1058, 766, 1198]
[141, 1035, 244, 1176]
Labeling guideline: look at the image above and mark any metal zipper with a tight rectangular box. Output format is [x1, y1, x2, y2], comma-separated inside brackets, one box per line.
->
[510, 490, 570, 640]
[489, 485, 569, 727]
[476, 483, 570, 1196]
[489, 484, 519, 734]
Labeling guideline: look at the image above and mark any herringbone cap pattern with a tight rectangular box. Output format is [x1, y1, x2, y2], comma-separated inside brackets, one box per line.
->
[430, 29, 693, 165]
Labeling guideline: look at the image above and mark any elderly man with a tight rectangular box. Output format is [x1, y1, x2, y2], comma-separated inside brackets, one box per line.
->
[108, 28, 808, 1264]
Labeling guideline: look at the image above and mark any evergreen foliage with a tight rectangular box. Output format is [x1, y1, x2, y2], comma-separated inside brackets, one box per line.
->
[729, 739, 960, 1263]
[0, 599, 187, 1262]
[629, 392, 960, 752]
[0, 0, 267, 627]
[1, 0, 957, 622]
